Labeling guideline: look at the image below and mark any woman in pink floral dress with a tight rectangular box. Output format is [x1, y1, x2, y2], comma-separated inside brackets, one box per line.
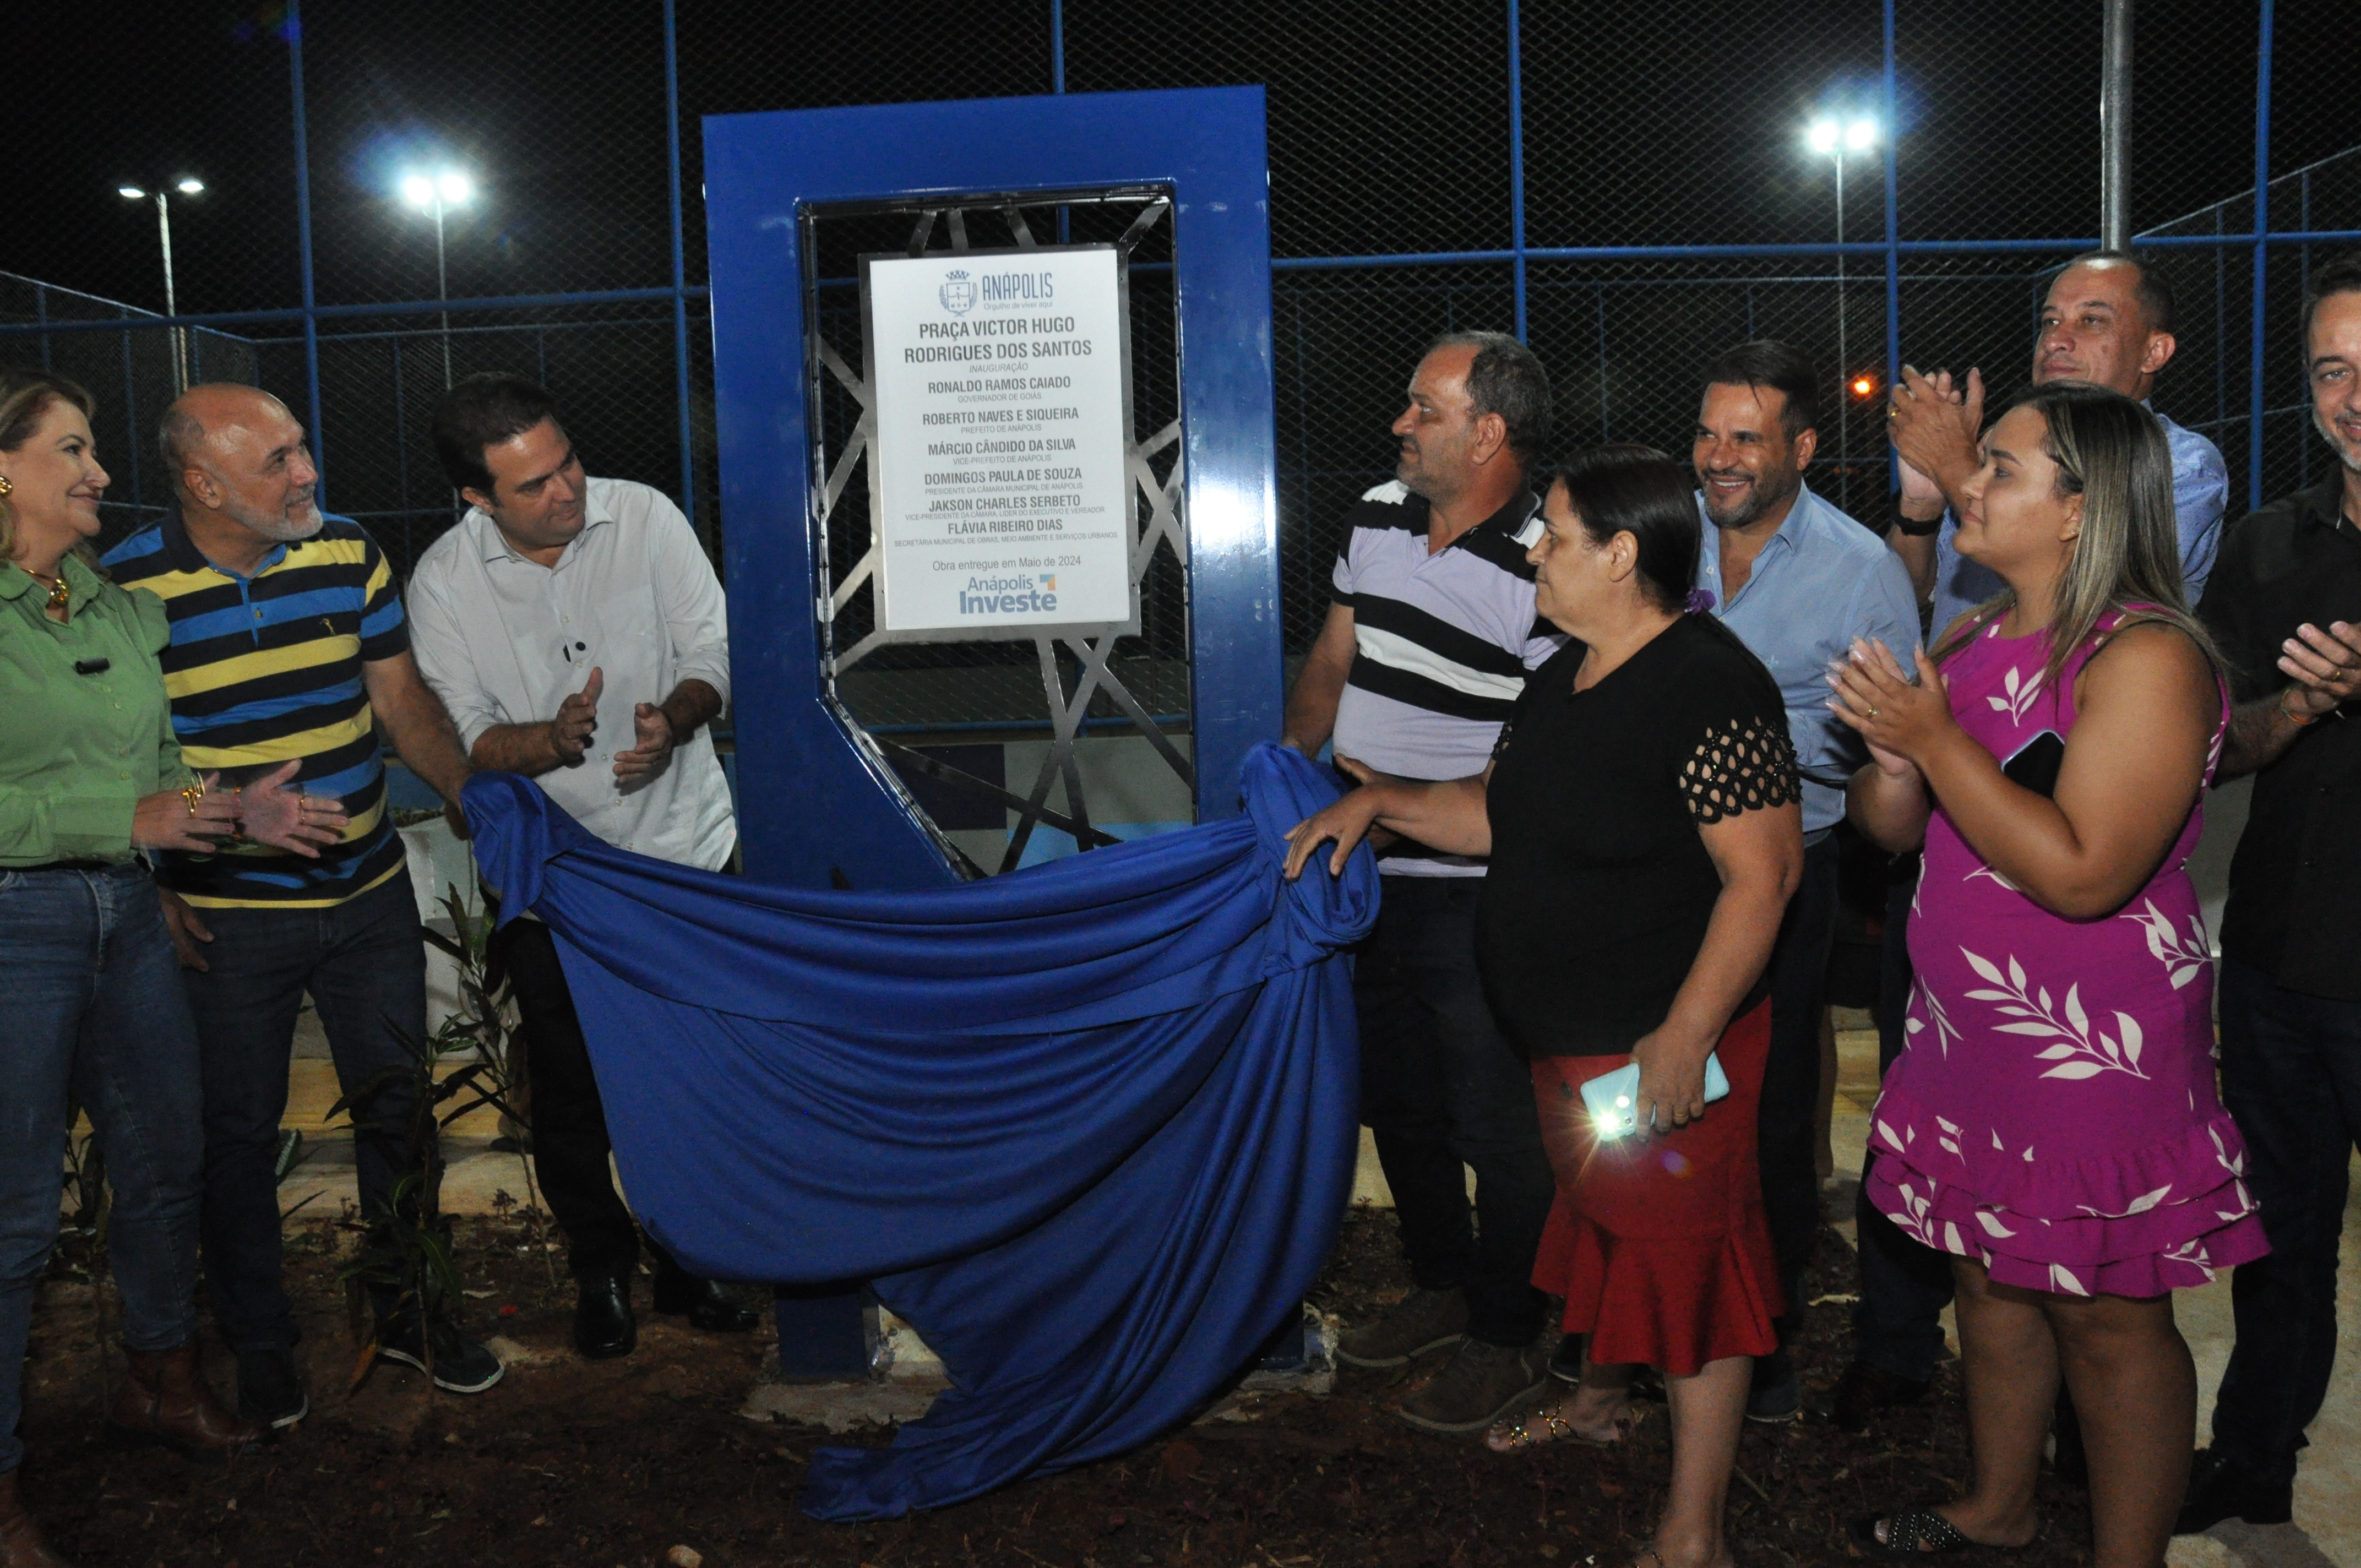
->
[1830, 383, 2267, 1567]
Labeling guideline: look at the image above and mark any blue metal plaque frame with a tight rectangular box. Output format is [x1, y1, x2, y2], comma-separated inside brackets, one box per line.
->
[704, 87, 1277, 889]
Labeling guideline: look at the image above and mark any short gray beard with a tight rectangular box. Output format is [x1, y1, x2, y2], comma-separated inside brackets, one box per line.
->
[227, 493, 324, 542]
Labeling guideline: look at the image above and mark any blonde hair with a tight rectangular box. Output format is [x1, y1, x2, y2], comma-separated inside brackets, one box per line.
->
[0, 368, 100, 567]
[1931, 381, 2224, 690]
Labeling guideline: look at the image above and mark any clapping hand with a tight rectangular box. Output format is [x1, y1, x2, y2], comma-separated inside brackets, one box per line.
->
[551, 667, 602, 766]
[232, 759, 349, 857]
[612, 702, 677, 783]
[1828, 637, 1947, 778]
[2278, 620, 2361, 718]
[130, 771, 240, 854]
[1889, 364, 1984, 508]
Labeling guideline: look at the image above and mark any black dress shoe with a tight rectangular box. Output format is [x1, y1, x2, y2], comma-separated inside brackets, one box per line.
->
[1805, 1360, 1932, 1433]
[651, 1270, 760, 1333]
[574, 1272, 637, 1360]
[2174, 1447, 2293, 1535]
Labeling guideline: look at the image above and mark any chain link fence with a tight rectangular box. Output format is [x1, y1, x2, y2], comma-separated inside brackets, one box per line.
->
[7, 0, 2358, 708]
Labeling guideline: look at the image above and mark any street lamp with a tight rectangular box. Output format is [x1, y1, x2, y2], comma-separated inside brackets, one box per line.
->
[1805, 114, 1878, 513]
[118, 177, 206, 391]
[399, 167, 476, 387]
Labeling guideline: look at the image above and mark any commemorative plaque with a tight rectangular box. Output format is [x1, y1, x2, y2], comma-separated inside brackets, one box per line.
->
[861, 244, 1135, 634]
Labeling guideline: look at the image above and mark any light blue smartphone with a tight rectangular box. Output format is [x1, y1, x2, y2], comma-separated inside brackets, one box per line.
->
[1580, 1053, 1731, 1138]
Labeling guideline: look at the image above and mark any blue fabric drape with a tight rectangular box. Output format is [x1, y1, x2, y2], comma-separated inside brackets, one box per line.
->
[461, 742, 1375, 1520]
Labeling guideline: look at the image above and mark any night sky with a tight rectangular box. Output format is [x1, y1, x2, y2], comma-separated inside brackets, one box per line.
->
[9, 2, 2336, 319]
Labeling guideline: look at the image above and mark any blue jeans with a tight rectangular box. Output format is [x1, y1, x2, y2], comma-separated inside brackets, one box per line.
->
[1356, 875, 1554, 1347]
[0, 864, 205, 1473]
[2208, 958, 2361, 1488]
[179, 872, 428, 1351]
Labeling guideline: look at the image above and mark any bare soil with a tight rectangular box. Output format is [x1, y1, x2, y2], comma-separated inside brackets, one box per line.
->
[19, 1207, 2102, 1567]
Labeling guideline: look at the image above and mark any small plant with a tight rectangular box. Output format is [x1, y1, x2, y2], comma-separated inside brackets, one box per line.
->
[330, 883, 541, 1391]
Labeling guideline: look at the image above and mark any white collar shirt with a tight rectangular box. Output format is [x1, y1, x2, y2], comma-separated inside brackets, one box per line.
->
[405, 476, 737, 871]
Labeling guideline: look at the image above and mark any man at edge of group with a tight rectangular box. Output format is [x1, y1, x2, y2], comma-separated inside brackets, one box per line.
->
[1823, 248, 2232, 1435]
[405, 373, 758, 1360]
[103, 384, 502, 1428]
[1282, 331, 1564, 1433]
[2174, 253, 2361, 1535]
[1687, 340, 1920, 1424]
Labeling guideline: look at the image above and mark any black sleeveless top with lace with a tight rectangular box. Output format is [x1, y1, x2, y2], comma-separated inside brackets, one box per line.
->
[1476, 612, 1798, 1058]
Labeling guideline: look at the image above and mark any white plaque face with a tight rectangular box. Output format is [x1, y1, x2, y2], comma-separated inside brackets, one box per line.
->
[863, 246, 1134, 634]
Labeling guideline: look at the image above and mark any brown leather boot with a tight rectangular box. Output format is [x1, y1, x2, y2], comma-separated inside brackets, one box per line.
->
[0, 1468, 73, 1566]
[107, 1344, 263, 1462]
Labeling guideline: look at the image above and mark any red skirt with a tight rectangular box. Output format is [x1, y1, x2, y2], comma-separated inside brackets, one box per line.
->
[1528, 1000, 1783, 1377]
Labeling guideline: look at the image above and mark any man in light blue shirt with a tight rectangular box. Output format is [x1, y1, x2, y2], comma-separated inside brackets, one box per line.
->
[1690, 340, 1921, 1426]
[1888, 251, 2228, 638]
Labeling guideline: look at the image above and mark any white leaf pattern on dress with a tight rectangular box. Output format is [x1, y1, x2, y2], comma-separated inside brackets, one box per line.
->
[2122, 899, 2212, 990]
[1987, 664, 2044, 723]
[2048, 1262, 2091, 1297]
[1958, 948, 2153, 1082]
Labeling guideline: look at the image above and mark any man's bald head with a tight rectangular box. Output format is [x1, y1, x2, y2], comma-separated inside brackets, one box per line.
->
[162, 383, 323, 543]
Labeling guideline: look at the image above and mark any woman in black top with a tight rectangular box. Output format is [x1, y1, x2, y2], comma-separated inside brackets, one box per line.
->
[1287, 446, 1801, 1568]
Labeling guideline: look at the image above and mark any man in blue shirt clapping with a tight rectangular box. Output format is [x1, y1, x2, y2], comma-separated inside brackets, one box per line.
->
[1689, 340, 1922, 1425]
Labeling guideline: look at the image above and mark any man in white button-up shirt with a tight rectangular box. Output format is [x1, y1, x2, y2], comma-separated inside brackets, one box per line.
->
[409, 373, 756, 1360]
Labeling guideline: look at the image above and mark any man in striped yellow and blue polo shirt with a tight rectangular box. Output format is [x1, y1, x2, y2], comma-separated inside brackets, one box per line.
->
[105, 384, 501, 1424]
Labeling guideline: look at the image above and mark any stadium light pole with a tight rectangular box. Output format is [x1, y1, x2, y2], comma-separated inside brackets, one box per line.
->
[118, 177, 206, 391]
[1807, 114, 1878, 513]
[400, 168, 476, 387]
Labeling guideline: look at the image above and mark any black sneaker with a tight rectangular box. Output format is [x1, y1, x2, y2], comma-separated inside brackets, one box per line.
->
[374, 1316, 507, 1395]
[236, 1345, 309, 1429]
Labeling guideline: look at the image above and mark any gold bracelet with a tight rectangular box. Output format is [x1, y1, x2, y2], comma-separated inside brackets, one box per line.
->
[2280, 688, 2321, 728]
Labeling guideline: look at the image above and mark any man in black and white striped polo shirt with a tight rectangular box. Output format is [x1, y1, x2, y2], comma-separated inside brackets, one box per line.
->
[1283, 331, 1563, 1433]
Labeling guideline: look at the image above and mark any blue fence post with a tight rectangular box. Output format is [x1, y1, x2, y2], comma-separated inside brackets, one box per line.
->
[118, 307, 144, 514]
[287, 0, 327, 509]
[1881, 0, 1901, 496]
[1051, 0, 1065, 92]
[1507, 0, 1528, 342]
[2246, 0, 2273, 512]
[664, 0, 697, 532]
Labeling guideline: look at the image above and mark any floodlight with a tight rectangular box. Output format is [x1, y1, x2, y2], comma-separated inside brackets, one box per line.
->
[436, 170, 475, 206]
[176, 177, 205, 195]
[399, 173, 437, 210]
[1845, 116, 1879, 153]
[119, 185, 147, 200]
[1805, 118, 1840, 156]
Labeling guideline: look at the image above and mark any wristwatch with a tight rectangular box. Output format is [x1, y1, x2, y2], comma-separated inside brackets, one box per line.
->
[1891, 497, 1945, 537]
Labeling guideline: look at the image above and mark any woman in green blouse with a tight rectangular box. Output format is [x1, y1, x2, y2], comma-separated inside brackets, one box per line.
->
[0, 369, 345, 1559]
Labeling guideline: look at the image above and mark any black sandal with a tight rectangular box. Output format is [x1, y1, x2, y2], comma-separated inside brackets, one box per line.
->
[1847, 1510, 1975, 1558]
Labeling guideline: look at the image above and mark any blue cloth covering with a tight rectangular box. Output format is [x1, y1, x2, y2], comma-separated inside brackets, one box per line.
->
[461, 743, 1375, 1520]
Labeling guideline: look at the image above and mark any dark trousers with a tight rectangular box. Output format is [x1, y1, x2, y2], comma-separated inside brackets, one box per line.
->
[2208, 957, 2361, 1488]
[182, 873, 426, 1351]
[1758, 834, 1841, 1335]
[1849, 857, 1957, 1380]
[1355, 875, 1553, 1348]
[493, 916, 688, 1284]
